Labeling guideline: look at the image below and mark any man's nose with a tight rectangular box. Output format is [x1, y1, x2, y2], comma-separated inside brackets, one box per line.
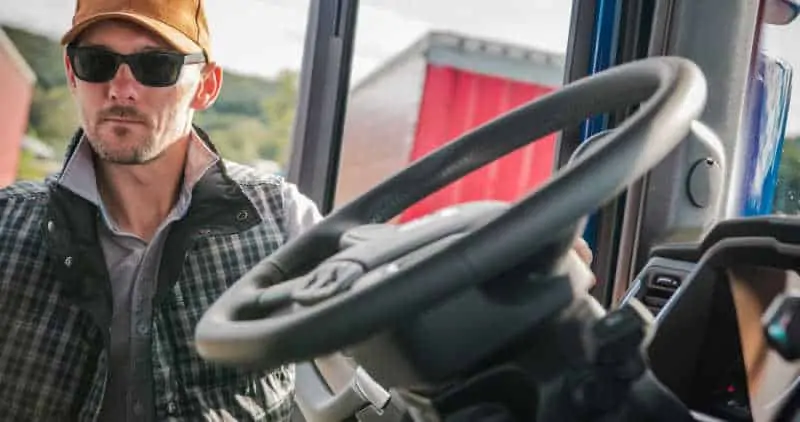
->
[108, 64, 140, 102]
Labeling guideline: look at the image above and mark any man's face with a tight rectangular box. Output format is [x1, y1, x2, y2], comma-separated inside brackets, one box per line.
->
[65, 20, 209, 164]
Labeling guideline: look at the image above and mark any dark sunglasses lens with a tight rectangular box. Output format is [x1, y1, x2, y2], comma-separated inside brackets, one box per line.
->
[130, 53, 183, 87]
[73, 48, 119, 82]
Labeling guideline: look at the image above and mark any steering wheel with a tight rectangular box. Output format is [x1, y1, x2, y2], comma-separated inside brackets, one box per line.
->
[194, 56, 708, 372]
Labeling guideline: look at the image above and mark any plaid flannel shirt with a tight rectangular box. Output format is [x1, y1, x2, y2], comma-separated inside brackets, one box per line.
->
[0, 130, 301, 421]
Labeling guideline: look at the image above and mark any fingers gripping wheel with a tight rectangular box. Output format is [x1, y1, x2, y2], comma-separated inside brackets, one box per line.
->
[195, 57, 708, 370]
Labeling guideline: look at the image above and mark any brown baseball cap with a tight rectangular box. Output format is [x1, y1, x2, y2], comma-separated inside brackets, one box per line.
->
[61, 0, 211, 59]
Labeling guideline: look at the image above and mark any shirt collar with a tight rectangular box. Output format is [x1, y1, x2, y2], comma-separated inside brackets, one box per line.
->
[57, 130, 220, 229]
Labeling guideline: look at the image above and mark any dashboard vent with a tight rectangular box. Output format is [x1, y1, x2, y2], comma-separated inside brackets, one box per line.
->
[641, 273, 682, 316]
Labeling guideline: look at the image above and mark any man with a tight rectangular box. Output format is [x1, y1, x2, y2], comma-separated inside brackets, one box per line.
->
[0, 0, 594, 421]
[1, 0, 319, 420]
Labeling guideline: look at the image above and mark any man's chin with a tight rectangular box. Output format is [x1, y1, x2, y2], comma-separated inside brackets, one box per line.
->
[98, 155, 151, 165]
[87, 136, 156, 165]
[93, 146, 157, 165]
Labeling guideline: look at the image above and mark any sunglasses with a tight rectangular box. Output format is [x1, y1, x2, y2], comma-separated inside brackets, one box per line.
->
[66, 45, 206, 87]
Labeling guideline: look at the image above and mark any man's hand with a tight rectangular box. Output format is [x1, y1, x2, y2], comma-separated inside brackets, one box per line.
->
[573, 237, 593, 267]
[572, 237, 596, 290]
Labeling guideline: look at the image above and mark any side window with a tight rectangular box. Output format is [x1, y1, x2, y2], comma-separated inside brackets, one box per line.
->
[0, 1, 311, 185]
[760, 20, 800, 215]
[333, 2, 574, 221]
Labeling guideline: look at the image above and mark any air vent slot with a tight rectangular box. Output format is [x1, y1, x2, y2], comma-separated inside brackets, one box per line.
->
[641, 273, 682, 316]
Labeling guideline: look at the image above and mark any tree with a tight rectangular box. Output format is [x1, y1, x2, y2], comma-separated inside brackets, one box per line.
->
[774, 136, 800, 214]
[28, 85, 79, 153]
[15, 150, 49, 182]
[4, 25, 298, 167]
[194, 69, 298, 165]
[260, 70, 299, 166]
[208, 117, 272, 163]
[3, 25, 68, 89]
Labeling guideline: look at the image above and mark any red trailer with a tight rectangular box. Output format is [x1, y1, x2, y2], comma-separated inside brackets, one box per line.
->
[335, 31, 565, 221]
[0, 29, 36, 187]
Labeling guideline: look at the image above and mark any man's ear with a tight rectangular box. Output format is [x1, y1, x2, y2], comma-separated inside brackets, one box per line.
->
[64, 50, 78, 91]
[191, 63, 223, 111]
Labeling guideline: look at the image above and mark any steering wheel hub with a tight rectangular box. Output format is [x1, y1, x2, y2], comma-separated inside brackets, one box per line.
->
[291, 261, 365, 305]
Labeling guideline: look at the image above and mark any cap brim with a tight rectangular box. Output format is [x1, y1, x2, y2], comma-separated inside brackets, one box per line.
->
[61, 12, 203, 56]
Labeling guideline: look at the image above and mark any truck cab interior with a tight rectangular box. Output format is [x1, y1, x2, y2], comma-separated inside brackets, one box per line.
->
[3, 0, 800, 421]
[191, 1, 800, 421]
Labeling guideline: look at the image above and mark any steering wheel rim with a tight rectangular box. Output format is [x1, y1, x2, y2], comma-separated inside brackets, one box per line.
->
[195, 56, 708, 370]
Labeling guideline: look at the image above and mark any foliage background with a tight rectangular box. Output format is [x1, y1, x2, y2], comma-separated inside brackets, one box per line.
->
[6, 25, 800, 215]
[3, 25, 297, 178]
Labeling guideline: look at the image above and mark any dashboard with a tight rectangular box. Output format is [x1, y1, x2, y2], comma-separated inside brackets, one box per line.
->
[622, 217, 800, 422]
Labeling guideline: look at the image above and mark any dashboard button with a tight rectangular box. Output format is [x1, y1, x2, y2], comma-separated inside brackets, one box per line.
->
[763, 293, 800, 361]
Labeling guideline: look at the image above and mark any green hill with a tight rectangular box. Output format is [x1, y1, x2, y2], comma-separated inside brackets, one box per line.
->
[2, 26, 66, 89]
[2, 25, 296, 165]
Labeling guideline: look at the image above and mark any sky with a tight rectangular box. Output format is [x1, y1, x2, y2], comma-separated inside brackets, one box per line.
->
[0, 0, 574, 81]
[1, 0, 799, 133]
[761, 24, 800, 134]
